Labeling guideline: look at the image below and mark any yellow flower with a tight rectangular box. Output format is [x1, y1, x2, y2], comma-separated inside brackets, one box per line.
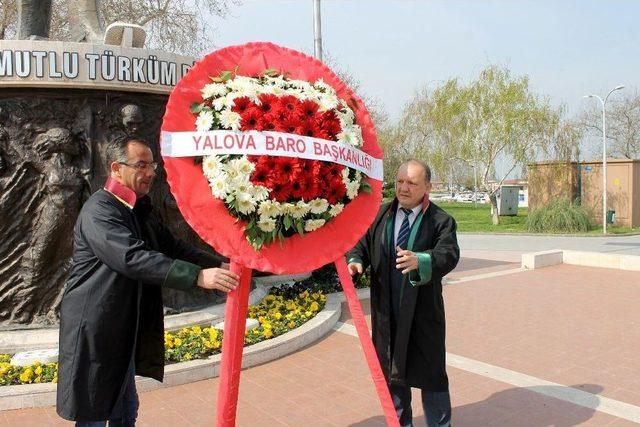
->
[258, 316, 267, 324]
[309, 301, 320, 312]
[208, 328, 219, 342]
[305, 311, 313, 317]
[300, 290, 309, 299]
[204, 340, 213, 349]
[191, 325, 202, 334]
[19, 368, 34, 383]
[174, 338, 183, 347]
[265, 295, 276, 302]
[35, 366, 43, 376]
[274, 312, 282, 320]
[52, 376, 58, 384]
[288, 321, 296, 329]
[262, 329, 273, 339]
[212, 340, 221, 349]
[182, 353, 192, 361]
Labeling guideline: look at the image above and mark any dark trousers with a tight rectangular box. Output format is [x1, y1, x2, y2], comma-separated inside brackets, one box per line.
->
[75, 361, 139, 427]
[390, 384, 452, 427]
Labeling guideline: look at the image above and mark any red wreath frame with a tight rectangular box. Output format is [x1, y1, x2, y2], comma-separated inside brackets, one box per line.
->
[161, 42, 383, 274]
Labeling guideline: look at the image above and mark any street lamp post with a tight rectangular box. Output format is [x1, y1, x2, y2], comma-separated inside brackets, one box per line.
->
[584, 85, 624, 234]
[313, 0, 322, 61]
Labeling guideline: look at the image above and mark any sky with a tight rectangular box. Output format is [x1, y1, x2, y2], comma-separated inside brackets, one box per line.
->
[204, 0, 640, 172]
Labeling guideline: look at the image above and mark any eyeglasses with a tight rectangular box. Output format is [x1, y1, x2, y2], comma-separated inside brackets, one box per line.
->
[119, 161, 158, 171]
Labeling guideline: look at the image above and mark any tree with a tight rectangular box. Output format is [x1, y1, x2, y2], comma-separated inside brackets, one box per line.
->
[0, 0, 239, 56]
[393, 65, 581, 224]
[581, 91, 640, 159]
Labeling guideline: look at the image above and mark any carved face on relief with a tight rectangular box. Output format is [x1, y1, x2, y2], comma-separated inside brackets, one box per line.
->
[120, 104, 144, 136]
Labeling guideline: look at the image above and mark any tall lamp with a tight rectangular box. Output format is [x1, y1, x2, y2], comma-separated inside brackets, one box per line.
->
[584, 85, 624, 234]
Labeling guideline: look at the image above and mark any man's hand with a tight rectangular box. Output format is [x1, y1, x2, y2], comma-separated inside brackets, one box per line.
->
[396, 246, 419, 274]
[347, 262, 363, 276]
[196, 267, 239, 292]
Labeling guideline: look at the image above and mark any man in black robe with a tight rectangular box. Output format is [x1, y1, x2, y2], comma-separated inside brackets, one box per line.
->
[56, 138, 239, 425]
[347, 159, 459, 427]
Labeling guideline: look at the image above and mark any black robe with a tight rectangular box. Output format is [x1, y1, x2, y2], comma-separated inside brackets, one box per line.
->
[56, 190, 222, 421]
[347, 199, 459, 391]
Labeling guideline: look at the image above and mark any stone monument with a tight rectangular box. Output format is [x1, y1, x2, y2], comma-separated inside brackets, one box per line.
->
[0, 1, 225, 327]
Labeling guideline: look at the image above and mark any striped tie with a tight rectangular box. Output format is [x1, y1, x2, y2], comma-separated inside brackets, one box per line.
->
[396, 208, 413, 249]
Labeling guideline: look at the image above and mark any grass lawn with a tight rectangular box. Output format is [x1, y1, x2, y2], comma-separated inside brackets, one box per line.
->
[437, 202, 528, 233]
[435, 202, 639, 235]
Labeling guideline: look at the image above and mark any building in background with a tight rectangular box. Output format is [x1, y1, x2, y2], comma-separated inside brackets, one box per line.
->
[528, 159, 640, 228]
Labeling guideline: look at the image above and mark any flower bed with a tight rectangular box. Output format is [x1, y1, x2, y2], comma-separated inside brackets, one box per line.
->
[0, 287, 327, 385]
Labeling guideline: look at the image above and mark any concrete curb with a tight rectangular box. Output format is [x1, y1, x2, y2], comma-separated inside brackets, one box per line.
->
[0, 293, 346, 411]
[0, 287, 268, 354]
[522, 249, 640, 271]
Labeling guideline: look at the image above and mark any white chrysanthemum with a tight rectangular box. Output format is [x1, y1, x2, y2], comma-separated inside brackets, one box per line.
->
[304, 218, 326, 232]
[257, 216, 276, 233]
[346, 180, 360, 200]
[313, 78, 335, 95]
[318, 93, 339, 111]
[209, 173, 229, 199]
[195, 111, 214, 131]
[289, 79, 314, 93]
[232, 180, 251, 195]
[329, 203, 344, 217]
[202, 155, 222, 179]
[212, 96, 229, 112]
[281, 203, 296, 217]
[251, 185, 270, 202]
[201, 83, 228, 99]
[258, 200, 280, 218]
[265, 75, 287, 87]
[341, 167, 351, 183]
[228, 157, 255, 177]
[309, 198, 329, 214]
[235, 192, 256, 214]
[291, 201, 310, 219]
[261, 84, 286, 96]
[337, 125, 361, 147]
[218, 108, 241, 131]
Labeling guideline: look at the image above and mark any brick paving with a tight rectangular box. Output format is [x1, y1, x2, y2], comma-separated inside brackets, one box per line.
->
[2, 259, 639, 426]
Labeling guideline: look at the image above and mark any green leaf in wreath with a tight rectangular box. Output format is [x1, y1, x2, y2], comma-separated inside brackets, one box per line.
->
[190, 102, 204, 114]
[219, 70, 233, 81]
[295, 220, 304, 236]
[283, 215, 293, 230]
[263, 68, 278, 77]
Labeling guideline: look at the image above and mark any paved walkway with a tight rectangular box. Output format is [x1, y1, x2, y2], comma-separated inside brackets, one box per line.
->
[458, 233, 640, 256]
[2, 257, 640, 426]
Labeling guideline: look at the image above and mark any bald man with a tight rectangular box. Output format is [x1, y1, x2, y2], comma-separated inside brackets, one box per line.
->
[347, 159, 460, 427]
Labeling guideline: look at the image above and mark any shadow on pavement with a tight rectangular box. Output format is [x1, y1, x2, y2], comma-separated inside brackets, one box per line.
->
[350, 384, 604, 427]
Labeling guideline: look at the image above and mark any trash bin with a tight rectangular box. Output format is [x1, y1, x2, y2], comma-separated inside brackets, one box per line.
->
[606, 210, 616, 224]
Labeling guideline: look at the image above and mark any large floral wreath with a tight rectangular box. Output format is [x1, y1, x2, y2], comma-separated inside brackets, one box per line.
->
[190, 70, 372, 249]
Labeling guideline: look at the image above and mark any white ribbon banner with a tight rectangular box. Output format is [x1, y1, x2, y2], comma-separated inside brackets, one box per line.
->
[160, 130, 383, 180]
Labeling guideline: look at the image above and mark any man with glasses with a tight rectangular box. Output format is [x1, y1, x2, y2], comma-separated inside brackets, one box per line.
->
[347, 159, 460, 427]
[57, 138, 238, 425]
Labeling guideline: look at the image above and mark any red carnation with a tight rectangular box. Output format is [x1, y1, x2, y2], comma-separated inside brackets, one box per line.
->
[250, 164, 271, 187]
[240, 106, 263, 130]
[324, 177, 347, 204]
[258, 94, 279, 114]
[274, 156, 301, 179]
[231, 96, 253, 114]
[318, 110, 342, 139]
[301, 176, 319, 200]
[279, 95, 301, 114]
[270, 181, 292, 202]
[278, 114, 303, 134]
[322, 162, 344, 180]
[300, 99, 319, 118]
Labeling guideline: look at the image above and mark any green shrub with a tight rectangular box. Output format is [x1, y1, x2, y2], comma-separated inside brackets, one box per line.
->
[525, 199, 591, 233]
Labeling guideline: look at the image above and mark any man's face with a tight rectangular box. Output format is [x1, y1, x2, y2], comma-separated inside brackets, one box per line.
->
[395, 162, 431, 209]
[112, 141, 156, 196]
